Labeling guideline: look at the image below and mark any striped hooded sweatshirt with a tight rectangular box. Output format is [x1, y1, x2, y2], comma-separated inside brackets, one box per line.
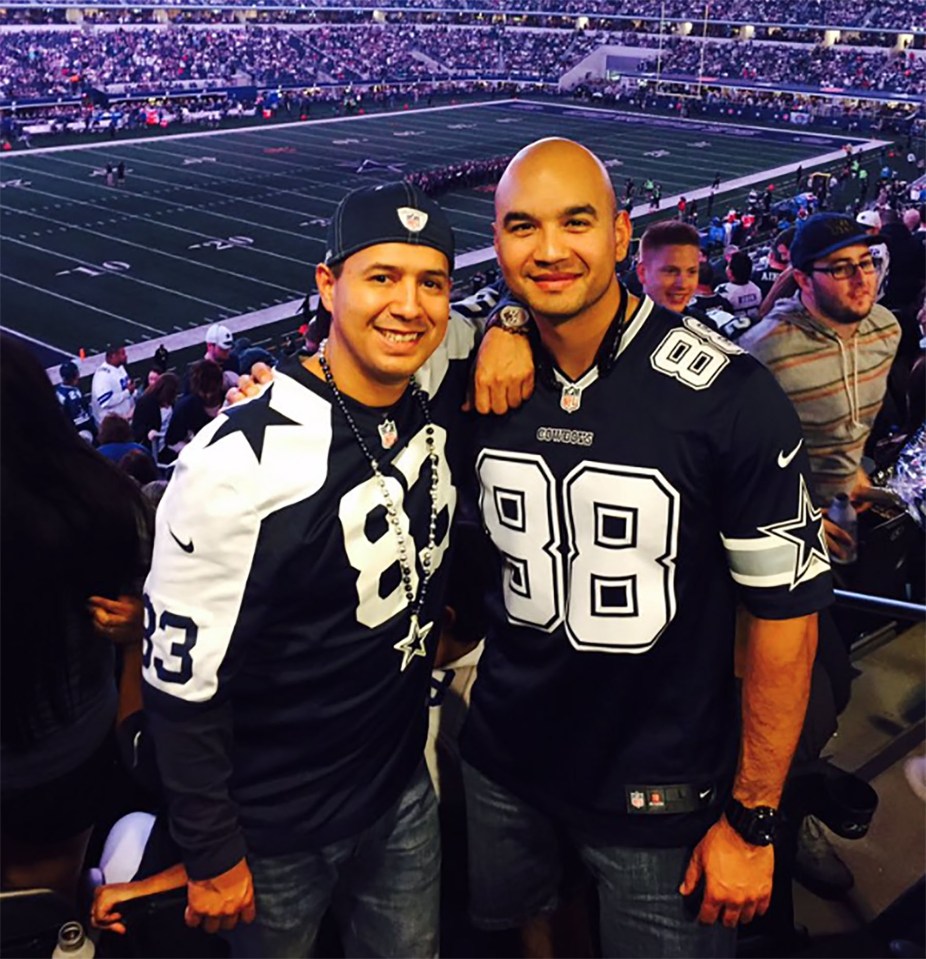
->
[741, 294, 900, 505]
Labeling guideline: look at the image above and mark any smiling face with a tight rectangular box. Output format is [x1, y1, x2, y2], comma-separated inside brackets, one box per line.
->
[637, 242, 700, 312]
[492, 139, 628, 333]
[316, 242, 451, 406]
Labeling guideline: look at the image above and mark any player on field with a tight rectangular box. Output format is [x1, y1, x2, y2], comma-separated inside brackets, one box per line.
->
[142, 182, 531, 957]
[459, 139, 833, 958]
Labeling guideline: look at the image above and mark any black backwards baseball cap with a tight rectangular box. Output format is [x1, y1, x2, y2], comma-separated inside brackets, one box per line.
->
[323, 181, 455, 271]
[790, 213, 882, 273]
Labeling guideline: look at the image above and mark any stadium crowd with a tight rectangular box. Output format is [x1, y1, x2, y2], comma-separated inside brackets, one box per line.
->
[309, 0, 924, 29]
[641, 39, 926, 96]
[0, 24, 603, 99]
[2, 22, 924, 103]
[3, 0, 923, 31]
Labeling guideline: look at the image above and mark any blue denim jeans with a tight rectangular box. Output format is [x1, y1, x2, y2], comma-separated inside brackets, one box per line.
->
[232, 763, 440, 958]
[463, 762, 736, 959]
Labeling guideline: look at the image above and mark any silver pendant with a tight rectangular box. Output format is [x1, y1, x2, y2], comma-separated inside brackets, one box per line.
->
[378, 417, 398, 449]
[560, 383, 582, 414]
[394, 614, 433, 672]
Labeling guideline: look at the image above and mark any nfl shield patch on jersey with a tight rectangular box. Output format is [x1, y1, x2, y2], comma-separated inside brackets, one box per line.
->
[560, 384, 582, 413]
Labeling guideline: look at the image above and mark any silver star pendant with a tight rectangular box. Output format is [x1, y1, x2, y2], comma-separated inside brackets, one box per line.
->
[393, 614, 433, 672]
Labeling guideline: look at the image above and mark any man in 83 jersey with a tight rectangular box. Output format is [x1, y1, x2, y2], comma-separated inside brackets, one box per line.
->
[142, 183, 531, 958]
[459, 140, 833, 958]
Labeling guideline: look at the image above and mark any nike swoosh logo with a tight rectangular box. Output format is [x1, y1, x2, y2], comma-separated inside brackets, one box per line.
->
[777, 439, 803, 469]
[698, 788, 713, 801]
[169, 528, 194, 553]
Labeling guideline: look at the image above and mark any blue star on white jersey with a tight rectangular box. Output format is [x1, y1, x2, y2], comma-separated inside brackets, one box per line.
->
[207, 387, 300, 462]
[757, 475, 829, 590]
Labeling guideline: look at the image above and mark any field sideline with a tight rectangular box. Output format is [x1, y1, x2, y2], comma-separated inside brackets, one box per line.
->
[0, 97, 884, 375]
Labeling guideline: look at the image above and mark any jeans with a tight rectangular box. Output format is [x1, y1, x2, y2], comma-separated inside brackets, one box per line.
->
[232, 763, 440, 958]
[463, 762, 736, 959]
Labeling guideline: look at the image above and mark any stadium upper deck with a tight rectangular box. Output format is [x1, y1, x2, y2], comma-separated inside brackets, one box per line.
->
[0, 0, 923, 33]
[2, 22, 923, 104]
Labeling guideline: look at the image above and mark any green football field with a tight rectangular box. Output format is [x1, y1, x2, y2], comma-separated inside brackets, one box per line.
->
[0, 97, 880, 369]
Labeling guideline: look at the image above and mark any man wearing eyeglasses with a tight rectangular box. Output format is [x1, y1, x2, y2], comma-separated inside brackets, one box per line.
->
[740, 213, 900, 562]
[739, 213, 900, 900]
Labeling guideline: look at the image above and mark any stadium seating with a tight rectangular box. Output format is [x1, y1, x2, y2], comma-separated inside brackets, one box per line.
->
[2, 0, 924, 30]
[1, 21, 923, 102]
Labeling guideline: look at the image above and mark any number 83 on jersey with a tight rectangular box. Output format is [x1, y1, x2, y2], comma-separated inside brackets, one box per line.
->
[477, 450, 681, 654]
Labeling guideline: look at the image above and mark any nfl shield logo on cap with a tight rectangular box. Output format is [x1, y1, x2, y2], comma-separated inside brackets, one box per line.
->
[397, 207, 429, 233]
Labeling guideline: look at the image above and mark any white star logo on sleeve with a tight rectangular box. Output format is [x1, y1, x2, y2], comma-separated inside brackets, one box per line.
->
[757, 475, 830, 589]
[393, 615, 433, 672]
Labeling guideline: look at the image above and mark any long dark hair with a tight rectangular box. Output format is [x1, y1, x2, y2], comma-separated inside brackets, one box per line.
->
[0, 336, 148, 745]
[144, 370, 179, 406]
[189, 359, 224, 407]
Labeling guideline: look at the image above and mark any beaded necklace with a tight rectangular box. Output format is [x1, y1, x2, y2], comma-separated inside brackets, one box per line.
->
[318, 340, 440, 671]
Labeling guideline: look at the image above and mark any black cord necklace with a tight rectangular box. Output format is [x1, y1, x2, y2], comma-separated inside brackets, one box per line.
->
[317, 339, 440, 672]
[536, 284, 631, 412]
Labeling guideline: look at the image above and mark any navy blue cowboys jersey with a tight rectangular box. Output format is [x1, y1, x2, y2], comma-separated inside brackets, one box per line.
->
[462, 296, 832, 848]
[143, 323, 476, 881]
[55, 382, 94, 435]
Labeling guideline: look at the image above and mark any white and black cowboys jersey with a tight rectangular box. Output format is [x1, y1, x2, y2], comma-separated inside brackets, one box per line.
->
[462, 296, 832, 848]
[143, 323, 477, 881]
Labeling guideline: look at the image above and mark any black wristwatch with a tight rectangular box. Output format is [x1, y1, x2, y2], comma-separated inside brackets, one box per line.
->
[487, 304, 531, 335]
[724, 797, 780, 846]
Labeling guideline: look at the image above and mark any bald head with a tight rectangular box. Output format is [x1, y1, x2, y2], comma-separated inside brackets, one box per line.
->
[492, 137, 630, 333]
[496, 138, 618, 220]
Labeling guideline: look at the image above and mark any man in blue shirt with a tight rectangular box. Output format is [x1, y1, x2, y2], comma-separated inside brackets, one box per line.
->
[55, 360, 95, 442]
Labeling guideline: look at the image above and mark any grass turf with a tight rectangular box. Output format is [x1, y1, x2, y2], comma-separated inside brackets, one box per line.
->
[0, 96, 885, 367]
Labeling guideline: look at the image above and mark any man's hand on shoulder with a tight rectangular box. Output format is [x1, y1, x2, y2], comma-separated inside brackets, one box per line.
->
[679, 816, 773, 927]
[224, 362, 274, 407]
[185, 857, 256, 934]
[466, 326, 535, 415]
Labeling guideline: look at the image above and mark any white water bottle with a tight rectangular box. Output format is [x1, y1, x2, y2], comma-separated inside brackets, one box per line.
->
[52, 921, 95, 959]
[828, 492, 858, 564]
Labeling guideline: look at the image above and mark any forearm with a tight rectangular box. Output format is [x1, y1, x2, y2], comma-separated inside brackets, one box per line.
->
[118, 644, 144, 726]
[734, 612, 817, 807]
[117, 863, 189, 902]
[144, 693, 247, 880]
[143, 862, 189, 894]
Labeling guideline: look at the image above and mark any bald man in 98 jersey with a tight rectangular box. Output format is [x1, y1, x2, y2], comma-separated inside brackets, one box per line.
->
[459, 138, 832, 959]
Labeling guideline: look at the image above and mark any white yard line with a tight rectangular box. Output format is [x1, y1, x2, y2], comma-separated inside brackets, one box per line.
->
[2, 272, 163, 335]
[3, 99, 514, 159]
